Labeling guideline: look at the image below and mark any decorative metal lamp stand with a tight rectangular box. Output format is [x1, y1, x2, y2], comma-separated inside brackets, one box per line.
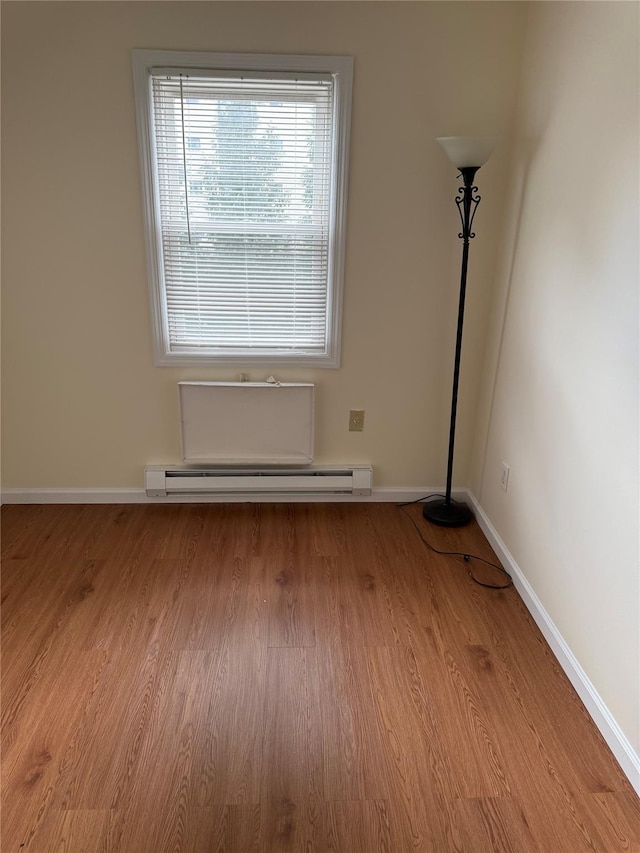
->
[423, 137, 498, 528]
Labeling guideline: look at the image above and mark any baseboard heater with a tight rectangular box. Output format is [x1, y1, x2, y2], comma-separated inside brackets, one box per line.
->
[144, 465, 373, 497]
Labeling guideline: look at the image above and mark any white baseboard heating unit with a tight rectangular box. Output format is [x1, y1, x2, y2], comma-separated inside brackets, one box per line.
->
[145, 465, 373, 497]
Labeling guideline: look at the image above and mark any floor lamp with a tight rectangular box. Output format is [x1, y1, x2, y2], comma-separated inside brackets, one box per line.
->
[423, 136, 498, 528]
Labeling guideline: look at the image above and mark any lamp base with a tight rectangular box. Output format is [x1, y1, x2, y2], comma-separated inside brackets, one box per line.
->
[422, 498, 473, 528]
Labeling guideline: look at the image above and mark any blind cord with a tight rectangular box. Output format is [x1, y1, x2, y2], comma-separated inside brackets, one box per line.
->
[179, 74, 193, 244]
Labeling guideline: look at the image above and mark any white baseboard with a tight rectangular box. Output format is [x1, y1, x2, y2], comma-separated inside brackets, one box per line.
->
[2, 483, 637, 794]
[1, 488, 147, 504]
[467, 491, 640, 797]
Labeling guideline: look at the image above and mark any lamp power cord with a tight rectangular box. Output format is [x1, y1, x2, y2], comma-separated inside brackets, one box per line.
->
[397, 498, 513, 590]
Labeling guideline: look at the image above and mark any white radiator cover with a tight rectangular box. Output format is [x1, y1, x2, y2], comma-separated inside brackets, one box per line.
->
[179, 381, 314, 464]
[145, 465, 373, 497]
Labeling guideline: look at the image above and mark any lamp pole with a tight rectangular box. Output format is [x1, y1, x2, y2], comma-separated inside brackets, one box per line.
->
[423, 137, 496, 528]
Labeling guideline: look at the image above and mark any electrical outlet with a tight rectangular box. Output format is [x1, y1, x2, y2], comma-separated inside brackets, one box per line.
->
[349, 410, 365, 431]
[500, 462, 510, 492]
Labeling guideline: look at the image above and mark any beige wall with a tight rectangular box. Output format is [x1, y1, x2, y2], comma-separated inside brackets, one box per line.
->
[473, 1, 639, 752]
[1, 1, 525, 489]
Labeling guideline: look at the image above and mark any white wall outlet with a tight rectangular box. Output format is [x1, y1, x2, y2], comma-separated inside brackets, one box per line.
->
[349, 410, 365, 431]
[500, 462, 511, 492]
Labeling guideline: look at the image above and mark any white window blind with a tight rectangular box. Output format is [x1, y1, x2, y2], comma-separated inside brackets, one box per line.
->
[133, 52, 353, 366]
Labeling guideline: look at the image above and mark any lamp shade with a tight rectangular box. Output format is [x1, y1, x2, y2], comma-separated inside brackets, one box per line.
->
[436, 136, 498, 169]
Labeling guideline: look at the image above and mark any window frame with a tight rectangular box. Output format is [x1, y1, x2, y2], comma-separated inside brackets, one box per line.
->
[132, 49, 353, 368]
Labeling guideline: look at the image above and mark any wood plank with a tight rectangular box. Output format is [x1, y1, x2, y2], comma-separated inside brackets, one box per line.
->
[261, 799, 322, 852]
[173, 554, 267, 652]
[455, 796, 539, 853]
[113, 650, 225, 851]
[29, 808, 113, 853]
[206, 804, 262, 853]
[82, 556, 188, 652]
[1, 504, 105, 560]
[581, 792, 640, 851]
[2, 559, 107, 758]
[368, 644, 466, 850]
[292, 503, 347, 557]
[194, 644, 267, 807]
[315, 551, 395, 650]
[317, 641, 388, 802]
[1, 648, 108, 848]
[477, 589, 632, 794]
[49, 642, 167, 812]
[265, 554, 317, 648]
[324, 800, 392, 853]
[261, 646, 323, 804]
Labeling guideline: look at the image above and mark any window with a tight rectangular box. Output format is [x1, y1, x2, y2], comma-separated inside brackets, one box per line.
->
[132, 50, 353, 367]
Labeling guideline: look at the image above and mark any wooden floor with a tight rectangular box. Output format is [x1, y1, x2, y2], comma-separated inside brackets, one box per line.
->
[2, 503, 638, 852]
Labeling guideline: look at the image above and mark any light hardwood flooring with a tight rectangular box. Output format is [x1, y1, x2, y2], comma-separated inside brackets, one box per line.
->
[2, 502, 638, 852]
